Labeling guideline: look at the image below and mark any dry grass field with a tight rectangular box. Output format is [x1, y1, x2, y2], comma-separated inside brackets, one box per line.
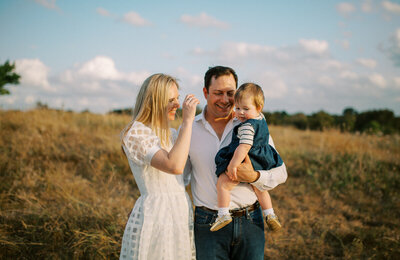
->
[1, 109, 399, 259]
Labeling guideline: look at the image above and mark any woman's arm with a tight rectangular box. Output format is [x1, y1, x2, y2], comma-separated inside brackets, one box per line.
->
[150, 95, 199, 175]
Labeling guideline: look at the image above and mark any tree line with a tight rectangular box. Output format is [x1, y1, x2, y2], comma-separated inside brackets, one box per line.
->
[111, 107, 400, 135]
[263, 108, 400, 135]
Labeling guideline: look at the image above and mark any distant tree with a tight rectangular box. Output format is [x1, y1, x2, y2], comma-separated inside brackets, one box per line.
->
[308, 110, 334, 131]
[109, 108, 133, 115]
[339, 107, 358, 132]
[36, 101, 48, 110]
[0, 60, 20, 95]
[264, 111, 289, 125]
[289, 113, 308, 130]
[364, 120, 382, 134]
[355, 109, 397, 134]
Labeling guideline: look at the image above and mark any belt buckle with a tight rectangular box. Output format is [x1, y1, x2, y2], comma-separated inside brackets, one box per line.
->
[231, 206, 248, 217]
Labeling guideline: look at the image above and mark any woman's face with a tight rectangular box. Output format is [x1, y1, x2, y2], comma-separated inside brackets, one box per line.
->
[166, 83, 180, 121]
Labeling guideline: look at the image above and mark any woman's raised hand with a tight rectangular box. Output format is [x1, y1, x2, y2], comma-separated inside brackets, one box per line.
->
[182, 94, 199, 123]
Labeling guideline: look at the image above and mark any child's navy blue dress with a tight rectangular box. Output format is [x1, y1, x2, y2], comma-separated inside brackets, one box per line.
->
[215, 118, 283, 177]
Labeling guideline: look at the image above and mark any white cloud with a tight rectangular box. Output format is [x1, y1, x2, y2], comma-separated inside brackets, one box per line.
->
[97, 7, 111, 17]
[394, 77, 400, 88]
[180, 12, 229, 29]
[69, 56, 150, 85]
[381, 28, 400, 66]
[34, 0, 57, 9]
[162, 52, 174, 60]
[223, 42, 275, 59]
[123, 12, 151, 26]
[78, 97, 90, 107]
[318, 76, 334, 86]
[337, 39, 350, 49]
[204, 42, 282, 63]
[368, 73, 386, 88]
[259, 72, 288, 99]
[59, 70, 74, 83]
[78, 56, 121, 80]
[299, 39, 329, 54]
[190, 47, 207, 55]
[15, 59, 52, 90]
[124, 71, 151, 85]
[4, 95, 17, 105]
[324, 60, 343, 69]
[175, 67, 202, 87]
[362, 0, 372, 13]
[192, 40, 400, 113]
[395, 28, 400, 49]
[382, 1, 400, 14]
[336, 2, 356, 16]
[340, 70, 359, 80]
[1, 56, 154, 113]
[25, 95, 36, 104]
[357, 58, 377, 68]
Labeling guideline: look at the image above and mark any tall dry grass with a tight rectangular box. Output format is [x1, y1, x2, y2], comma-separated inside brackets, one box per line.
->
[0, 109, 399, 259]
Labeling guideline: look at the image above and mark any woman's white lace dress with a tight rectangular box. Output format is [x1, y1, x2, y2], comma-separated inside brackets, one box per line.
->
[119, 121, 195, 260]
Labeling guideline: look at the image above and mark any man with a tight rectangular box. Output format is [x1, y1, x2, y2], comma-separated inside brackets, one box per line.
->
[184, 66, 288, 259]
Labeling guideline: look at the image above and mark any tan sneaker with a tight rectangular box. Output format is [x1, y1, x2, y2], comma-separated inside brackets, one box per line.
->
[266, 214, 281, 232]
[210, 215, 232, 232]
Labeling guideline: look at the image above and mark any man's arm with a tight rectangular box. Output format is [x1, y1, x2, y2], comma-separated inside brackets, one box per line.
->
[236, 136, 288, 191]
[236, 156, 287, 191]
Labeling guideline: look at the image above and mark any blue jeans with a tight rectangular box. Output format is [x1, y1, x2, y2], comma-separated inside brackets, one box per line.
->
[194, 206, 265, 260]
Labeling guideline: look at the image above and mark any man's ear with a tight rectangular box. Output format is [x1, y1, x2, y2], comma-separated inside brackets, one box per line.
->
[257, 105, 262, 113]
[203, 87, 208, 99]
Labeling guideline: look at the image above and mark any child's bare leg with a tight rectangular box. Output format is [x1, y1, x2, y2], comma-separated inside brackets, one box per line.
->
[211, 173, 239, 231]
[253, 187, 281, 231]
[253, 187, 273, 210]
[217, 173, 239, 208]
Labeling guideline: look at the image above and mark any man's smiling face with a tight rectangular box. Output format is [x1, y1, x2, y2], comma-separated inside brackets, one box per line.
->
[203, 74, 236, 120]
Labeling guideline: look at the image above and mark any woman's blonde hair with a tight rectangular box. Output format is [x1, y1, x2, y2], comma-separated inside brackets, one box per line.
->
[122, 73, 179, 148]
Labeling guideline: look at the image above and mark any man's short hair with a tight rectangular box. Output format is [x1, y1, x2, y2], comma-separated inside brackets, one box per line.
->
[204, 66, 238, 91]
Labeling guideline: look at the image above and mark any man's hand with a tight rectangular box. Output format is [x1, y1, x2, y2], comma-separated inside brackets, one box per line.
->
[236, 155, 260, 183]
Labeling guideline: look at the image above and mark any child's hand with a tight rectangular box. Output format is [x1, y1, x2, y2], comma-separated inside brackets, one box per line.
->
[227, 164, 238, 181]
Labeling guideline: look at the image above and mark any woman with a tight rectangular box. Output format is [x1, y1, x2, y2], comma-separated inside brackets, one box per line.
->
[119, 73, 199, 259]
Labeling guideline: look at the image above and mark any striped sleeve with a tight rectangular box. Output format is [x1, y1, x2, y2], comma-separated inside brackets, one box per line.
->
[237, 123, 255, 146]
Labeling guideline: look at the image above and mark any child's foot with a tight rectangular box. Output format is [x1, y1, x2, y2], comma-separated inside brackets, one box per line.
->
[266, 214, 281, 232]
[210, 215, 232, 232]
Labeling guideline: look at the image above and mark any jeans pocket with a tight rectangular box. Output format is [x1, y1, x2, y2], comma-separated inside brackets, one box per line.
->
[194, 209, 216, 226]
[249, 209, 264, 226]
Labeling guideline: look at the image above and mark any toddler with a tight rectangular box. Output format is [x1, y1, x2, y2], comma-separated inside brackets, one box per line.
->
[210, 83, 283, 232]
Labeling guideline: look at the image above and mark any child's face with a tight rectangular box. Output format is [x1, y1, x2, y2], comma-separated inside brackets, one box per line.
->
[234, 96, 261, 122]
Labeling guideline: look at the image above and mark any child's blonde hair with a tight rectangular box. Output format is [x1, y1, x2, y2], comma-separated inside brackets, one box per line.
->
[234, 83, 264, 110]
[123, 73, 179, 148]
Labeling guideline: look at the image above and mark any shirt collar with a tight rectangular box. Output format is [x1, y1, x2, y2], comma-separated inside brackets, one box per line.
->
[196, 105, 239, 125]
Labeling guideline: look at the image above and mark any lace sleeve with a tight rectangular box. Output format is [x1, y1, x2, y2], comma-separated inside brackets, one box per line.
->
[123, 123, 161, 166]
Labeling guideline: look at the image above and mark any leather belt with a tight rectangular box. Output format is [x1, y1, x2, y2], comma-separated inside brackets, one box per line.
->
[197, 201, 260, 217]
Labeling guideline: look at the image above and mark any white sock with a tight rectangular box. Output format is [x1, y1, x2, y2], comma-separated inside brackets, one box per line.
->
[218, 208, 230, 217]
[263, 208, 274, 216]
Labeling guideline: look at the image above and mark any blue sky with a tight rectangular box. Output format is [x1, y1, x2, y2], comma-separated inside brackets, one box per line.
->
[1, 0, 399, 115]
